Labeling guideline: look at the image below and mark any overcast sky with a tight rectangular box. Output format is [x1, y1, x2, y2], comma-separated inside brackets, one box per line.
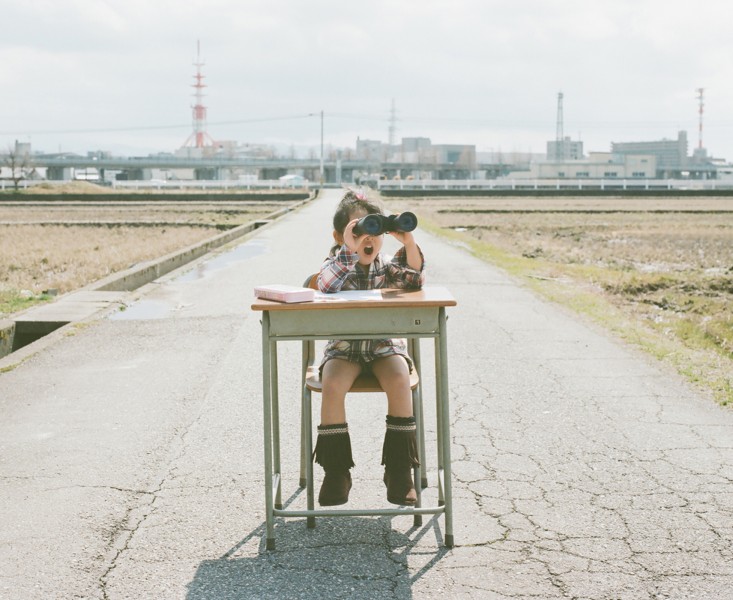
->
[2, 0, 733, 161]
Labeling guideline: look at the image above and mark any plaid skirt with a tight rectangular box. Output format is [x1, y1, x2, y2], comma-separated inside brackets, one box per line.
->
[320, 338, 413, 374]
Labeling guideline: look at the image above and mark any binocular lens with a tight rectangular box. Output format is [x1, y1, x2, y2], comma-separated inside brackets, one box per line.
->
[353, 212, 418, 236]
[395, 211, 418, 232]
[355, 214, 384, 236]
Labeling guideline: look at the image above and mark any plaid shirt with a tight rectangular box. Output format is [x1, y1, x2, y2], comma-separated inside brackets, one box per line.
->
[317, 245, 425, 292]
[317, 244, 425, 372]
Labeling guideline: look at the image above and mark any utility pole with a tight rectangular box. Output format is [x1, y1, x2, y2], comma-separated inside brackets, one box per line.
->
[555, 91, 565, 160]
[696, 88, 704, 150]
[320, 110, 324, 187]
[388, 98, 397, 147]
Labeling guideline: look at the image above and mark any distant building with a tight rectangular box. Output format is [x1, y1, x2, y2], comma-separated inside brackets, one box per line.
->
[547, 137, 584, 160]
[354, 137, 476, 179]
[510, 152, 656, 180]
[356, 138, 387, 161]
[400, 137, 431, 153]
[611, 131, 688, 177]
[432, 144, 476, 166]
[398, 137, 431, 160]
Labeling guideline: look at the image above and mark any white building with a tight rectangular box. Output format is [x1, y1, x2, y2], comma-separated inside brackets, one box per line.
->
[510, 152, 657, 179]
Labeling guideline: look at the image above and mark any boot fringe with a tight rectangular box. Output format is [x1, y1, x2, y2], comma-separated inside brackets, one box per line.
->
[313, 424, 355, 471]
[381, 416, 420, 468]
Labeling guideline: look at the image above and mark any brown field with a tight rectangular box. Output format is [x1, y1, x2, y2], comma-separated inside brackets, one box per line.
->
[0, 198, 298, 317]
[385, 194, 733, 405]
[0, 201, 286, 227]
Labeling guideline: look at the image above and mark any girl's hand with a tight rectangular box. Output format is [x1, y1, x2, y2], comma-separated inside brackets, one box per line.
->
[390, 230, 423, 271]
[343, 219, 373, 254]
[342, 218, 360, 252]
[389, 229, 416, 248]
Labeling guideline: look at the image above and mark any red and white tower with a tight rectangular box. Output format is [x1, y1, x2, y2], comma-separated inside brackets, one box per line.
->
[183, 40, 215, 149]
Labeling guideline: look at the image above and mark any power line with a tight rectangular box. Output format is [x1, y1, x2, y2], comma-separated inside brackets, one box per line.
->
[4, 113, 732, 138]
[0, 114, 315, 136]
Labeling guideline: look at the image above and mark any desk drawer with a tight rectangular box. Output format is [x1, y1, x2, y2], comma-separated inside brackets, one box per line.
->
[268, 307, 439, 337]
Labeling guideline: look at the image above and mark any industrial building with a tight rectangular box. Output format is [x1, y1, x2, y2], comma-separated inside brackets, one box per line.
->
[611, 131, 688, 178]
[518, 152, 656, 180]
[547, 137, 584, 161]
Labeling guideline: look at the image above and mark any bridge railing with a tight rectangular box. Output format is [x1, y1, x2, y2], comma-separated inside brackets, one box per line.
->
[0, 179, 312, 191]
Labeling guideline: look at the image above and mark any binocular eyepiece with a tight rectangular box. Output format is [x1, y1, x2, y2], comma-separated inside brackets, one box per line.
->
[353, 211, 418, 236]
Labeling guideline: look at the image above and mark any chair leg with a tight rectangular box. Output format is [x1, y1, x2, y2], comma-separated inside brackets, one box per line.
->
[304, 388, 316, 529]
[413, 386, 424, 526]
[410, 340, 428, 489]
[413, 462, 423, 527]
[413, 386, 429, 490]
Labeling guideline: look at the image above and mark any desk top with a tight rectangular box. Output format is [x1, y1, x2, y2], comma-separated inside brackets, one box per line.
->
[251, 285, 456, 312]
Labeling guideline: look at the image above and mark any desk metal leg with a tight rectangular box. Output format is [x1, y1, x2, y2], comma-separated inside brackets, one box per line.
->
[299, 342, 309, 488]
[261, 313, 276, 550]
[434, 336, 445, 507]
[437, 307, 454, 548]
[271, 340, 282, 511]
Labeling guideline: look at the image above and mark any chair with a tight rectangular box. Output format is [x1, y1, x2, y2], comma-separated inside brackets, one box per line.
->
[299, 274, 428, 528]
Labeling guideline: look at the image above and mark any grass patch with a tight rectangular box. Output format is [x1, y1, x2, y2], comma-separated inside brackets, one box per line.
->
[0, 289, 54, 316]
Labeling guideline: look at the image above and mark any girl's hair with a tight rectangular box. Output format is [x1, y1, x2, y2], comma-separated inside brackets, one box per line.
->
[329, 190, 383, 255]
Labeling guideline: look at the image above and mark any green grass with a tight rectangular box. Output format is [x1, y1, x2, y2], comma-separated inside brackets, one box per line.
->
[0, 290, 53, 319]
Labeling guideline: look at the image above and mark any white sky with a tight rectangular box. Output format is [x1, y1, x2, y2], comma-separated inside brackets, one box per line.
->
[2, 0, 733, 161]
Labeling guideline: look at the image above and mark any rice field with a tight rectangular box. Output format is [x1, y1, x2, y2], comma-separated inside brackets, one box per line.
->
[385, 194, 733, 405]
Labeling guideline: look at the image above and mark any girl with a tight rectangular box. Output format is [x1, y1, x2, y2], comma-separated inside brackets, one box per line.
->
[314, 190, 425, 507]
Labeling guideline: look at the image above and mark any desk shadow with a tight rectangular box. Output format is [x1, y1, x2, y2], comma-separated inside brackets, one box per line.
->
[186, 503, 448, 600]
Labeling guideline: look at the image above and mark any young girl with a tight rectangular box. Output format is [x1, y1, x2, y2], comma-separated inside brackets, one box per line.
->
[314, 190, 425, 507]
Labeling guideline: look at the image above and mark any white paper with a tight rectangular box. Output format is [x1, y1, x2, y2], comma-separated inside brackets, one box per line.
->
[313, 289, 383, 302]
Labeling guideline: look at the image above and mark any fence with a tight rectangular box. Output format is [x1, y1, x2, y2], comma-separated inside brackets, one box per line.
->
[377, 178, 733, 192]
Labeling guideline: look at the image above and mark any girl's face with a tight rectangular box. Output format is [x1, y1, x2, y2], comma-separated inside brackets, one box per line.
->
[336, 208, 384, 266]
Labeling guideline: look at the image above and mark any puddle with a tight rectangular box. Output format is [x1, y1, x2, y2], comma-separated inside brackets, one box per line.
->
[109, 299, 174, 320]
[110, 240, 269, 321]
[176, 240, 269, 282]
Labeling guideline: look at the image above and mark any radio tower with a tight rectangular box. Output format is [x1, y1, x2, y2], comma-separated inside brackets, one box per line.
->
[555, 91, 565, 159]
[183, 40, 215, 149]
[696, 87, 704, 150]
[388, 98, 397, 147]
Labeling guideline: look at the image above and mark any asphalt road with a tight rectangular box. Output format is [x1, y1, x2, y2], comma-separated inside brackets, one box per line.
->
[1, 190, 731, 599]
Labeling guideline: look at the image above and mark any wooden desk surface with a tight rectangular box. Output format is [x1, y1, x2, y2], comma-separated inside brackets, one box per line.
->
[251, 285, 456, 312]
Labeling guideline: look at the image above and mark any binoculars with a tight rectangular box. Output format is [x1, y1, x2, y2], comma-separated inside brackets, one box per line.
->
[353, 211, 418, 236]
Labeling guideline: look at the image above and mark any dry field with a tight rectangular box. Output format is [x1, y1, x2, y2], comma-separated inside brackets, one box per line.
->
[0, 200, 287, 227]
[385, 194, 733, 405]
[0, 197, 298, 317]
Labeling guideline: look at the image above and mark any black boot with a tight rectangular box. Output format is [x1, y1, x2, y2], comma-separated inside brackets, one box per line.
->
[382, 415, 419, 506]
[313, 423, 354, 506]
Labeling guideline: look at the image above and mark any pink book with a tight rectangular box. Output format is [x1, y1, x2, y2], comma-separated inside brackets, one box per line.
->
[254, 284, 316, 303]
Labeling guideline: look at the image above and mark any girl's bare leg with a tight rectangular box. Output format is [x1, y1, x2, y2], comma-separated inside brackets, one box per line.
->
[320, 358, 361, 425]
[371, 355, 413, 417]
[372, 355, 418, 505]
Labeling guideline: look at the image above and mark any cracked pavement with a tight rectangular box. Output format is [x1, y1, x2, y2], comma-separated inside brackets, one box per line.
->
[1, 190, 731, 599]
